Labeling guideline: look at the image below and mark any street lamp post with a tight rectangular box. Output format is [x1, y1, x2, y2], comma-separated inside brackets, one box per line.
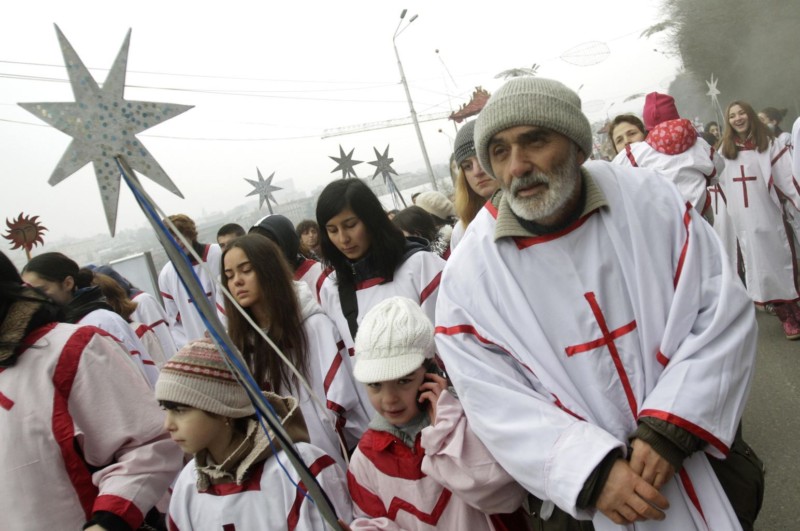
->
[393, 10, 438, 191]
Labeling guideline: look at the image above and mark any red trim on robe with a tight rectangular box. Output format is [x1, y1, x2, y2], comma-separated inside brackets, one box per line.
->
[323, 353, 343, 396]
[638, 409, 729, 456]
[52, 327, 101, 520]
[419, 271, 442, 304]
[201, 244, 211, 262]
[294, 259, 316, 281]
[287, 455, 336, 531]
[160, 291, 175, 300]
[679, 469, 707, 525]
[0, 391, 14, 410]
[348, 470, 388, 517]
[656, 350, 670, 367]
[94, 494, 145, 530]
[771, 145, 790, 166]
[316, 268, 333, 302]
[485, 200, 499, 219]
[168, 514, 180, 531]
[624, 144, 639, 167]
[356, 277, 385, 290]
[513, 211, 596, 250]
[673, 204, 692, 289]
[15, 322, 58, 355]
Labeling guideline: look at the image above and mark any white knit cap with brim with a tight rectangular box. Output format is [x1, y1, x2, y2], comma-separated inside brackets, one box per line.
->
[353, 296, 435, 384]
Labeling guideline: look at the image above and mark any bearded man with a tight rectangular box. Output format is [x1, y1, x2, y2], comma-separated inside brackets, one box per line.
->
[434, 78, 757, 530]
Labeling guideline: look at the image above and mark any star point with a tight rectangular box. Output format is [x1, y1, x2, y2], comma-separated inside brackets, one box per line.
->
[18, 26, 193, 235]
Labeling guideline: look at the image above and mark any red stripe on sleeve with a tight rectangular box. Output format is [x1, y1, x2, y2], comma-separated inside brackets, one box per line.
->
[294, 259, 315, 280]
[624, 144, 639, 167]
[656, 350, 670, 367]
[0, 391, 14, 410]
[52, 327, 101, 519]
[160, 291, 174, 300]
[679, 469, 707, 524]
[94, 494, 145, 530]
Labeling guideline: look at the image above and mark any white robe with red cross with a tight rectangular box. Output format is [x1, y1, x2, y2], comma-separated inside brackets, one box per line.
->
[719, 140, 800, 304]
[435, 161, 755, 530]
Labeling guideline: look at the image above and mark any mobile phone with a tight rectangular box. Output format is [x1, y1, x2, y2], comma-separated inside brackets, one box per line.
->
[417, 359, 446, 411]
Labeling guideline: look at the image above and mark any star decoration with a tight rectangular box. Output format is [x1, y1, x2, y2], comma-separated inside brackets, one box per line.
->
[368, 145, 398, 182]
[705, 74, 720, 98]
[18, 25, 193, 235]
[329, 145, 362, 179]
[246, 168, 282, 214]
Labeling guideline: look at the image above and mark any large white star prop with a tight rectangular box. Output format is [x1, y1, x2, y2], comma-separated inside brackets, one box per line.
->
[19, 25, 193, 235]
[329, 145, 362, 179]
[246, 168, 282, 214]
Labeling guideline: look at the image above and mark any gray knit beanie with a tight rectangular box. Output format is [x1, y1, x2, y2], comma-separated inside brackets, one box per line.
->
[474, 77, 592, 179]
[453, 120, 477, 167]
[155, 339, 255, 418]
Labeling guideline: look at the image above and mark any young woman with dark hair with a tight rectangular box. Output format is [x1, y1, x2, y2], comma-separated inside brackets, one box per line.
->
[315, 178, 446, 354]
[222, 234, 369, 461]
[0, 251, 181, 531]
[718, 100, 800, 339]
[22, 252, 159, 385]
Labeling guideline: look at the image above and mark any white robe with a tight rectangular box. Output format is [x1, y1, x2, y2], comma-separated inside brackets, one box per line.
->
[131, 291, 177, 358]
[158, 243, 227, 348]
[168, 444, 352, 531]
[612, 136, 722, 215]
[719, 141, 800, 303]
[435, 161, 755, 530]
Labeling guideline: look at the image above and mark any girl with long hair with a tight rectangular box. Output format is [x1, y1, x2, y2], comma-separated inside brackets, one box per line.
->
[718, 100, 800, 339]
[451, 120, 499, 250]
[222, 234, 369, 460]
[758, 106, 791, 146]
[22, 252, 159, 385]
[315, 178, 445, 352]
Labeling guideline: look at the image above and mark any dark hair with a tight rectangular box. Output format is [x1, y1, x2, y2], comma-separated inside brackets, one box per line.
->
[760, 107, 788, 135]
[720, 100, 772, 159]
[705, 121, 719, 131]
[0, 252, 63, 367]
[22, 252, 81, 294]
[315, 179, 406, 288]
[92, 272, 137, 321]
[221, 234, 309, 393]
[608, 115, 647, 154]
[165, 214, 198, 242]
[295, 219, 319, 235]
[217, 223, 245, 239]
[392, 206, 438, 243]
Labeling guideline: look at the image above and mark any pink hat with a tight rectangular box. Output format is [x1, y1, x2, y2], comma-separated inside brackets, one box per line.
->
[642, 92, 680, 130]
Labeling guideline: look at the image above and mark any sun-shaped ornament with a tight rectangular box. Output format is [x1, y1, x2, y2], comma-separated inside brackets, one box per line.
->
[4, 213, 48, 260]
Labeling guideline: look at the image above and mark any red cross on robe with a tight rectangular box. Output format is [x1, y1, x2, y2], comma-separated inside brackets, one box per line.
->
[564, 292, 638, 418]
[733, 165, 757, 208]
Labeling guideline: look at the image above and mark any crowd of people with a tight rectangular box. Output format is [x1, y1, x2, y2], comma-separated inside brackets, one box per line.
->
[5, 74, 796, 530]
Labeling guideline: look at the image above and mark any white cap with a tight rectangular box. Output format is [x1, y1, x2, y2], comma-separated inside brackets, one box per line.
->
[415, 191, 456, 221]
[353, 296, 435, 384]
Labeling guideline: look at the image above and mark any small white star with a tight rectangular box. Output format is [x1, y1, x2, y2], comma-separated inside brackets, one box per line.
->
[18, 25, 193, 235]
[329, 145, 362, 179]
[245, 168, 282, 214]
[706, 74, 720, 98]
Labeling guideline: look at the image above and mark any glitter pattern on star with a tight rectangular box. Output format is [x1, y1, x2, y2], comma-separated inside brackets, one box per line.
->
[18, 25, 193, 235]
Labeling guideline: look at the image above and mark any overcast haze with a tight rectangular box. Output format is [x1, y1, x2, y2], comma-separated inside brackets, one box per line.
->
[0, 0, 679, 245]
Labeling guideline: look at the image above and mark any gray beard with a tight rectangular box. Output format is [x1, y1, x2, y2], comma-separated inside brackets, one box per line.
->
[504, 146, 582, 223]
